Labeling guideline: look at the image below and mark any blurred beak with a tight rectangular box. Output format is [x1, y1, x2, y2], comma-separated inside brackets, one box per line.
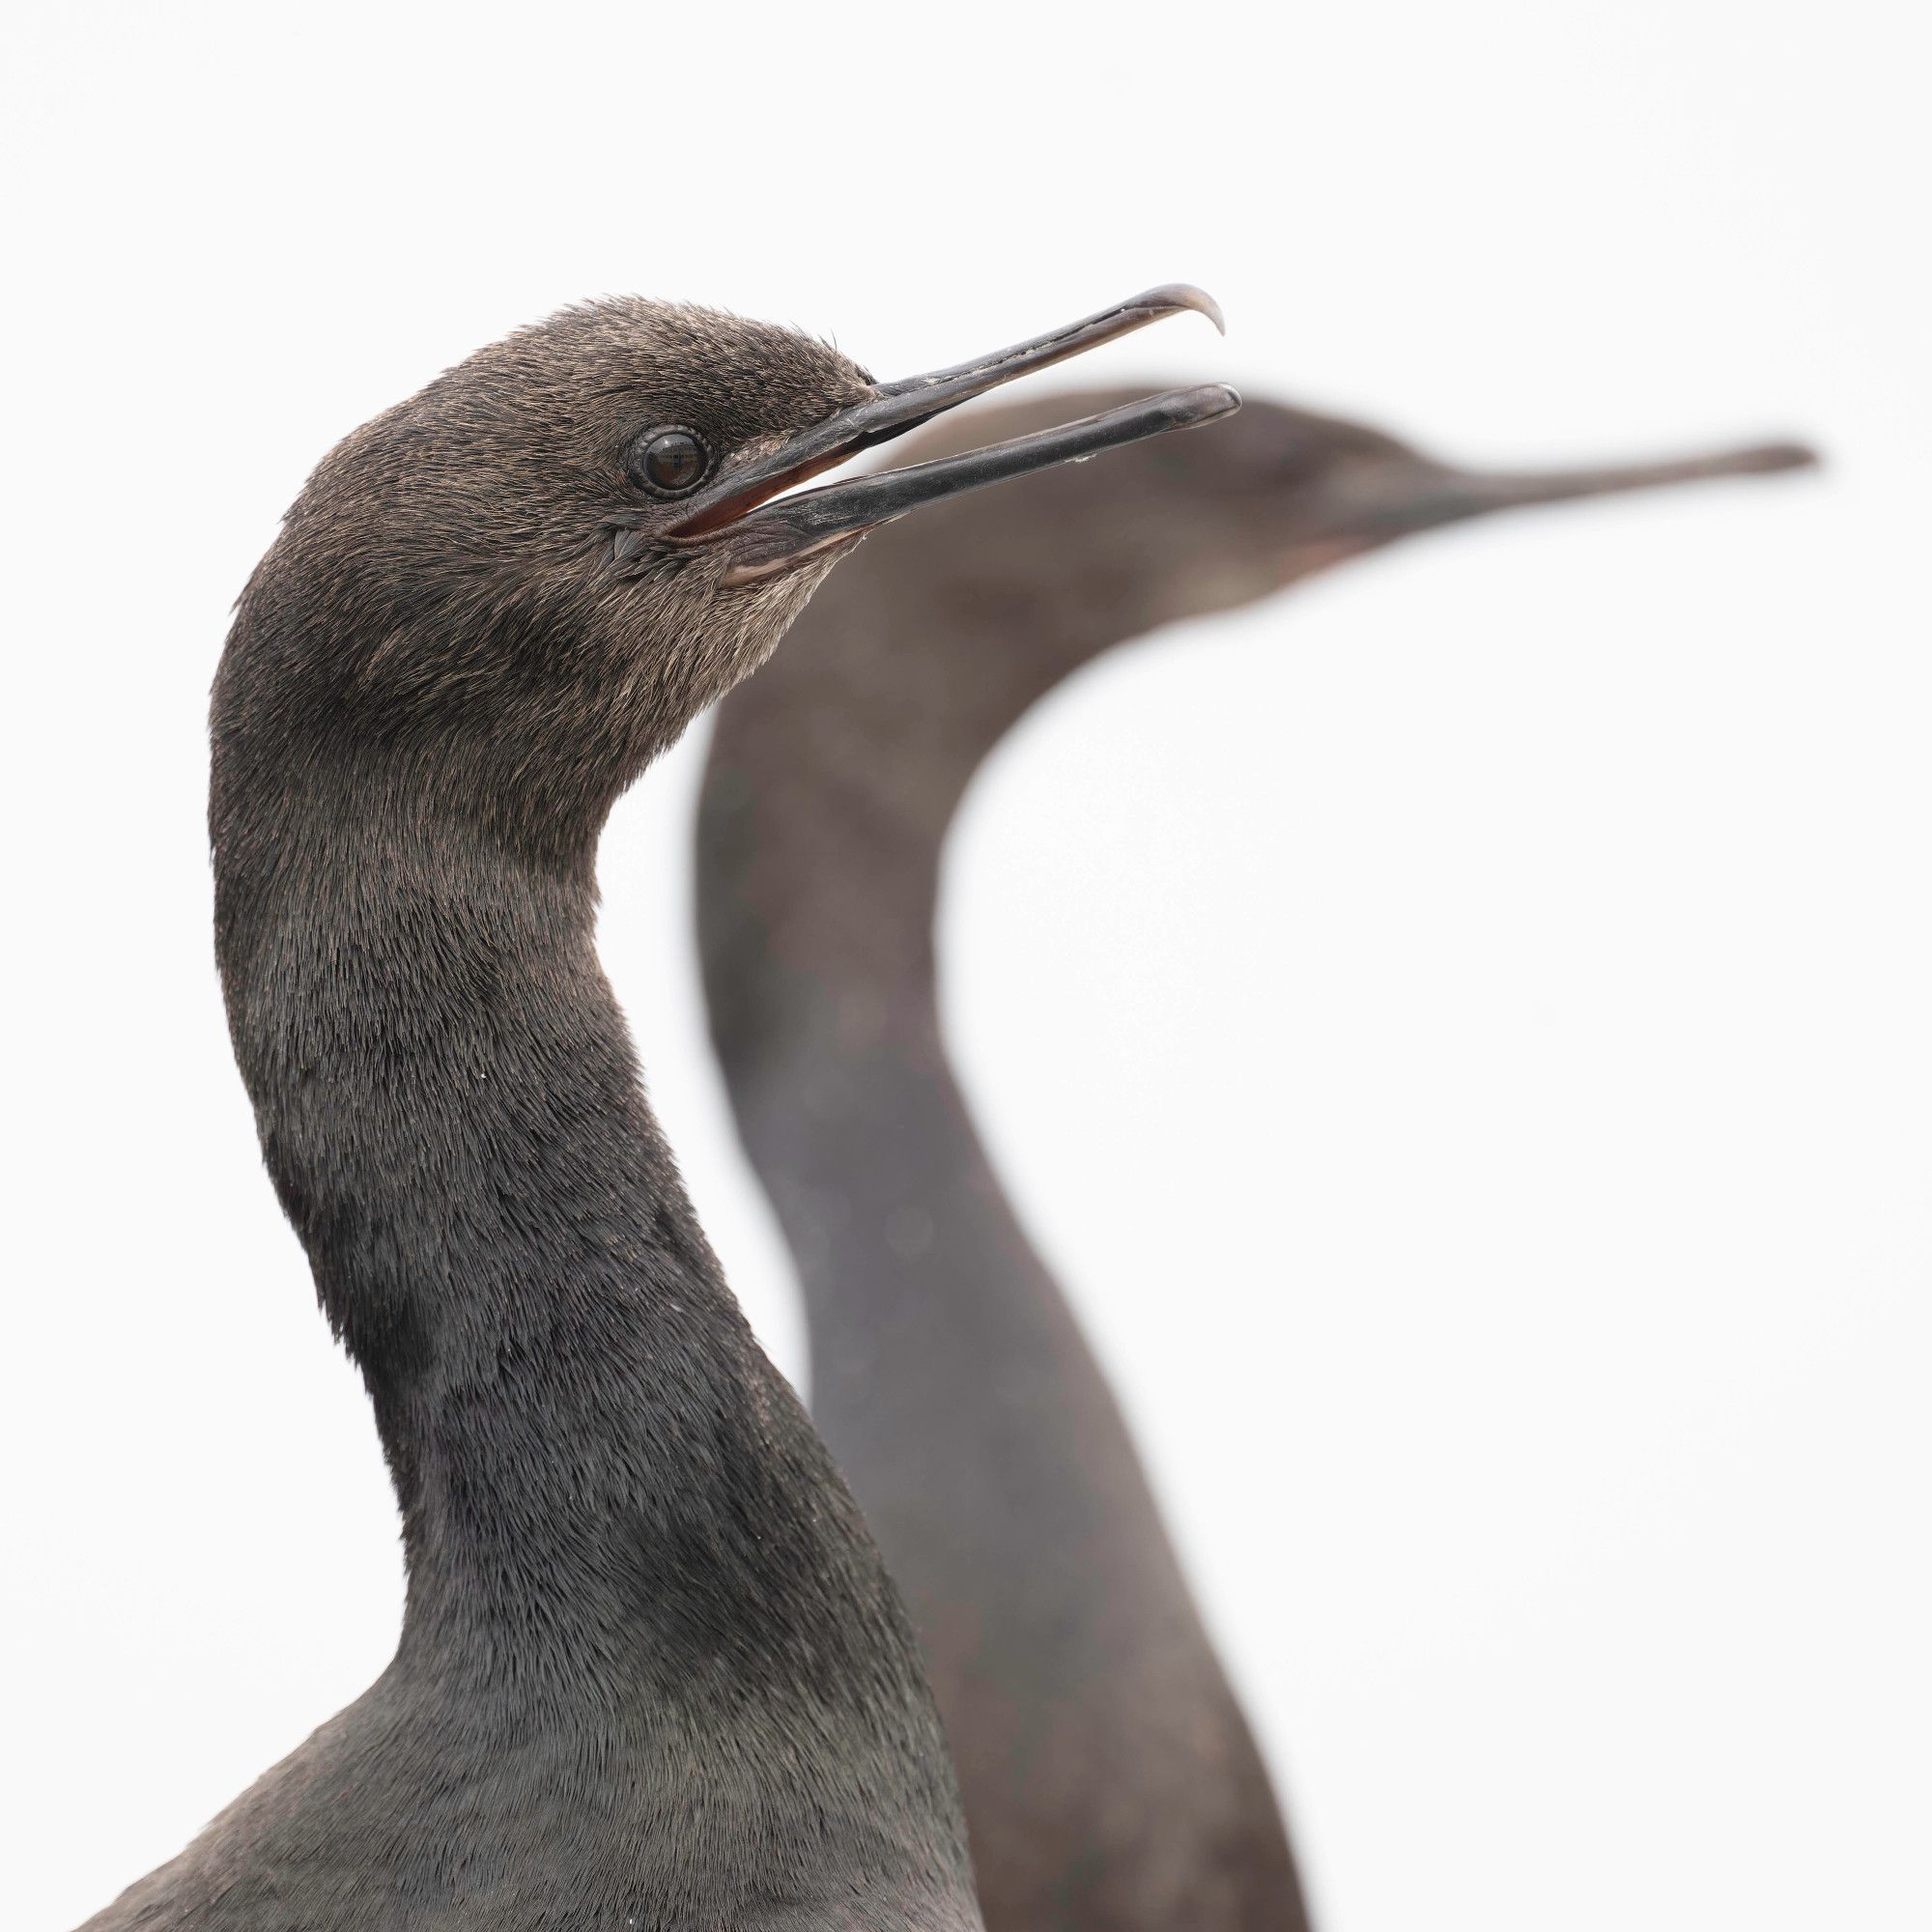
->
[1340, 438, 1819, 544]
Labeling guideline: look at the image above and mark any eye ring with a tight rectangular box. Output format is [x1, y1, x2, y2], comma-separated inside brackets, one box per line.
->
[628, 426, 711, 499]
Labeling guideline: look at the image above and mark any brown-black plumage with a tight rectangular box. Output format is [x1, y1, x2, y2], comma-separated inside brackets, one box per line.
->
[696, 389, 1813, 1932]
[72, 291, 1235, 1930]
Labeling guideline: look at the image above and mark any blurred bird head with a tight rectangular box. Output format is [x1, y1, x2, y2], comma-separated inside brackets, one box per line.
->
[867, 385, 1818, 647]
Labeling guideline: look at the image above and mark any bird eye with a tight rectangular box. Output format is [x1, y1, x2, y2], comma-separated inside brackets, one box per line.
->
[629, 428, 710, 498]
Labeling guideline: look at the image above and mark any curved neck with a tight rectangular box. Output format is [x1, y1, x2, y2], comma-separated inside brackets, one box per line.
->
[213, 762, 919, 1706]
[696, 553, 1313, 1932]
[696, 579, 1127, 1396]
[696, 563, 1109, 1125]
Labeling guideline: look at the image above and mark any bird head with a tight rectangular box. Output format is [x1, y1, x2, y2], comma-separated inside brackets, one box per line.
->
[213, 289, 1236, 848]
[860, 385, 1817, 650]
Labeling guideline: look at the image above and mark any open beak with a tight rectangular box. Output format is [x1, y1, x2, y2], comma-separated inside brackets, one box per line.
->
[668, 286, 1240, 584]
[1342, 438, 1819, 543]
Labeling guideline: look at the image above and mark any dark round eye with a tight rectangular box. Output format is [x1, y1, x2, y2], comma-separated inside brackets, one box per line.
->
[629, 428, 709, 498]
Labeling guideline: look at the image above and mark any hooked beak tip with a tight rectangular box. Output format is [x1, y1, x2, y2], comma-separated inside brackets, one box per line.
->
[1140, 282, 1227, 336]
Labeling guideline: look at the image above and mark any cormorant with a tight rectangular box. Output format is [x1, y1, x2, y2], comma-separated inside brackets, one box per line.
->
[75, 290, 1236, 1930]
[696, 387, 1813, 1932]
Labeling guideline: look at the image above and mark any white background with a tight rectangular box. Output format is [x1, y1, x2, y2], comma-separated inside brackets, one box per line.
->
[6, 5, 1926, 1928]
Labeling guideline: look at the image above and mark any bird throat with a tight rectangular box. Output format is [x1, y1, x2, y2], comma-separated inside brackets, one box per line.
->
[211, 768, 921, 1714]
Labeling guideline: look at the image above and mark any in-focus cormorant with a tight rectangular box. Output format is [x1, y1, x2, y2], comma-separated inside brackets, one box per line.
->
[696, 389, 1813, 1932]
[74, 290, 1236, 1930]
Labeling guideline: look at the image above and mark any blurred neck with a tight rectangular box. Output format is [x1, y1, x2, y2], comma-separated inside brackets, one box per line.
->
[696, 560, 1118, 1117]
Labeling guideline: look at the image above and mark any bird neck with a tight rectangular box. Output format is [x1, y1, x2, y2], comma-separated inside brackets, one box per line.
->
[696, 578, 1107, 1381]
[696, 566, 1112, 1133]
[211, 759, 920, 1704]
[697, 731, 952, 1203]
